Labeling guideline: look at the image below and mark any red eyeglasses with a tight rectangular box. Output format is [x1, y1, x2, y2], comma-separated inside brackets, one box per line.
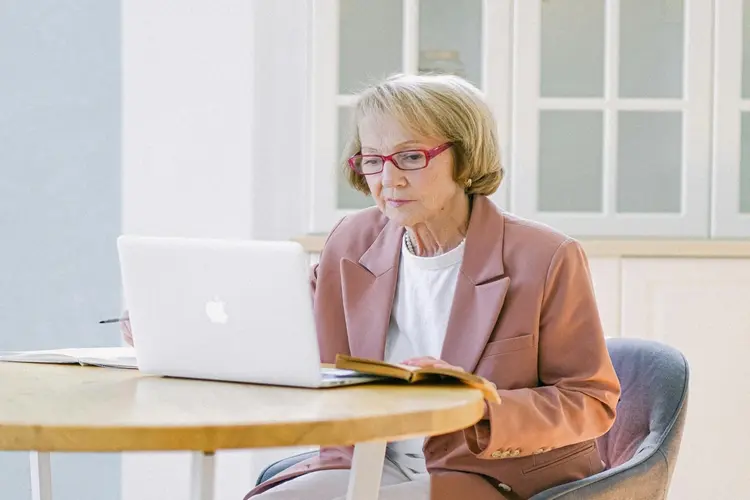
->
[348, 142, 453, 175]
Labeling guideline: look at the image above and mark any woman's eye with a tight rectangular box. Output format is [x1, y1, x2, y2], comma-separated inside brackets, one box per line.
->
[399, 153, 425, 163]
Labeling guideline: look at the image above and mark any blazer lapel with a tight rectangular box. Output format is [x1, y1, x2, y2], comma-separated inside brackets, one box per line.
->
[441, 197, 511, 373]
[340, 222, 403, 360]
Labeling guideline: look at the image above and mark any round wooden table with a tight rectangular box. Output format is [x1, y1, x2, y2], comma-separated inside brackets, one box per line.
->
[0, 363, 485, 500]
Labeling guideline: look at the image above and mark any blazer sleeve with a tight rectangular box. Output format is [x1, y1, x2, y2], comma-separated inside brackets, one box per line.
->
[309, 216, 351, 365]
[464, 239, 621, 459]
[309, 216, 347, 299]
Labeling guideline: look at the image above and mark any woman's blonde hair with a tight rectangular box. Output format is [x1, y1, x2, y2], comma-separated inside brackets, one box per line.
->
[341, 73, 504, 196]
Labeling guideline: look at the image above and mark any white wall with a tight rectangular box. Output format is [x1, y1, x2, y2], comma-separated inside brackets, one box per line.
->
[122, 1, 259, 499]
[122, 0, 255, 241]
[122, 0, 316, 497]
[249, 0, 312, 241]
[0, 1, 122, 499]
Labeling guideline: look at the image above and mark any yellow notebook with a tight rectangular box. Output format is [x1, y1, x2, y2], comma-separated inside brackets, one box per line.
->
[335, 354, 501, 404]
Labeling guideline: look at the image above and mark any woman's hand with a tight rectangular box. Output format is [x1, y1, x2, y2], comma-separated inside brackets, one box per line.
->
[401, 356, 464, 372]
[121, 311, 134, 347]
[404, 356, 493, 418]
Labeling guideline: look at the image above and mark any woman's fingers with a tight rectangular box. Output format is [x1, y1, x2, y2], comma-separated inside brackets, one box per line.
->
[401, 357, 464, 372]
[121, 316, 134, 347]
[401, 356, 438, 366]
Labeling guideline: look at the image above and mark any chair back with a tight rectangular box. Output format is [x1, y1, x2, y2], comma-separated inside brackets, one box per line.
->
[531, 338, 690, 499]
[596, 338, 689, 471]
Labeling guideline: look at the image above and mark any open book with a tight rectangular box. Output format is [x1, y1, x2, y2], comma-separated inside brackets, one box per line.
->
[0, 347, 137, 370]
[335, 354, 501, 404]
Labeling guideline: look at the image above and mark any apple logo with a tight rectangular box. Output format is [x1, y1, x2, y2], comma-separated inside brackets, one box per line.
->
[205, 297, 228, 324]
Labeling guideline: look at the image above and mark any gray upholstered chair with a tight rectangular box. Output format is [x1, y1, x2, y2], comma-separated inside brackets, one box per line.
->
[256, 338, 690, 500]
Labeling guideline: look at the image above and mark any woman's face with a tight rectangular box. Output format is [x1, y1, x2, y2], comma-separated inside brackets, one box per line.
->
[357, 113, 462, 228]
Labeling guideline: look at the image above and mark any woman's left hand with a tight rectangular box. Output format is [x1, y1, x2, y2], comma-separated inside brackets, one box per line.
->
[401, 356, 465, 372]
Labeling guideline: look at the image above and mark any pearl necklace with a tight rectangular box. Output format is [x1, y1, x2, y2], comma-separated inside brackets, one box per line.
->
[405, 233, 417, 254]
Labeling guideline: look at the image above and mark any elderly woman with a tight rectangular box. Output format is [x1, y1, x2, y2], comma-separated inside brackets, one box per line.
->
[241, 74, 621, 499]
[125, 74, 620, 500]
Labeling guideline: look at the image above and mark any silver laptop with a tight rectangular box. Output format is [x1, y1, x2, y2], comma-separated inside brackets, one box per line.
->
[117, 235, 378, 388]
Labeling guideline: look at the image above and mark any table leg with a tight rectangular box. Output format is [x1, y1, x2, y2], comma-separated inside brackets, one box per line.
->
[189, 451, 215, 500]
[30, 452, 52, 500]
[346, 441, 386, 500]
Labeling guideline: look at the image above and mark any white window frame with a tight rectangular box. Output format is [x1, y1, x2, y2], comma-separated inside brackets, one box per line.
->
[510, 0, 713, 238]
[712, 0, 750, 238]
[308, 0, 514, 233]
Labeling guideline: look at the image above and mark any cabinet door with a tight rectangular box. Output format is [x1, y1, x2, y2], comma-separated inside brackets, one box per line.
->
[712, 0, 750, 237]
[621, 258, 750, 499]
[310, 0, 512, 232]
[512, 0, 712, 237]
[586, 257, 621, 339]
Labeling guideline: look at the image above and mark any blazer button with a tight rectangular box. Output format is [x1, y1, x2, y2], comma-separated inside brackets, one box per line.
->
[497, 482, 512, 492]
[491, 451, 504, 459]
[510, 449, 520, 457]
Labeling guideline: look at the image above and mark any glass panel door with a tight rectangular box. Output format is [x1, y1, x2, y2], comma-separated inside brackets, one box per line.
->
[419, 0, 483, 86]
[339, 0, 403, 94]
[743, 1, 750, 216]
[311, 0, 512, 232]
[336, 0, 486, 214]
[540, 0, 604, 98]
[742, 113, 750, 214]
[619, 0, 684, 98]
[512, 0, 712, 237]
[616, 111, 682, 213]
[712, 0, 750, 237]
[538, 111, 603, 212]
[335, 0, 403, 211]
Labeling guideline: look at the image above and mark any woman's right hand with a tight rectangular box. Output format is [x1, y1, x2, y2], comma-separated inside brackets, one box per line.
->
[121, 311, 134, 347]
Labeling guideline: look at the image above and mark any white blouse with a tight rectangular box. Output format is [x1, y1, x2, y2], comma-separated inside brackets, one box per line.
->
[384, 234, 465, 476]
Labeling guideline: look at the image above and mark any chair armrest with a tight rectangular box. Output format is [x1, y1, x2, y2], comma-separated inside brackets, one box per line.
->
[529, 447, 669, 500]
[255, 451, 318, 486]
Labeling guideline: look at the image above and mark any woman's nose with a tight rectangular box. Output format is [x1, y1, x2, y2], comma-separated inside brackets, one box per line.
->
[380, 159, 404, 187]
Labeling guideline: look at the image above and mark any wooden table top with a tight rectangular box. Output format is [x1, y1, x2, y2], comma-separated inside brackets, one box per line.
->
[0, 363, 485, 452]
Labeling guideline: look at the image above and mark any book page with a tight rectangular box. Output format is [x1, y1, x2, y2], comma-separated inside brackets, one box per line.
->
[75, 347, 137, 369]
[0, 349, 78, 364]
[0, 347, 137, 369]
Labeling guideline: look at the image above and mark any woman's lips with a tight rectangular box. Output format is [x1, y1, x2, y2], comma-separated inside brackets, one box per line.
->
[385, 199, 413, 208]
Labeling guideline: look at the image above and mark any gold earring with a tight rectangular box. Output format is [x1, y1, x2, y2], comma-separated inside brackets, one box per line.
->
[465, 178, 473, 188]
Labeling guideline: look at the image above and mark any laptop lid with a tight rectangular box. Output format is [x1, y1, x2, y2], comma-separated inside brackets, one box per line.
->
[117, 235, 325, 387]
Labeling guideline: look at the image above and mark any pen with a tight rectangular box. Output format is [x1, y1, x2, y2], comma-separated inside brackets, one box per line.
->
[99, 318, 126, 324]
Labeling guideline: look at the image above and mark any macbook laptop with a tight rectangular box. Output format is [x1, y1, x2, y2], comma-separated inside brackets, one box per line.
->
[117, 235, 378, 388]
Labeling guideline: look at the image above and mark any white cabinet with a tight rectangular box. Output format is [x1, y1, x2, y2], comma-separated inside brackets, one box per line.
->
[621, 258, 750, 500]
[712, 0, 750, 238]
[587, 257, 621, 338]
[512, 0, 712, 237]
[308, 0, 749, 239]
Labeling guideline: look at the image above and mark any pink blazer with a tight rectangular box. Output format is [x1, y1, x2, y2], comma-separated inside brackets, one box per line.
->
[245, 196, 621, 500]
